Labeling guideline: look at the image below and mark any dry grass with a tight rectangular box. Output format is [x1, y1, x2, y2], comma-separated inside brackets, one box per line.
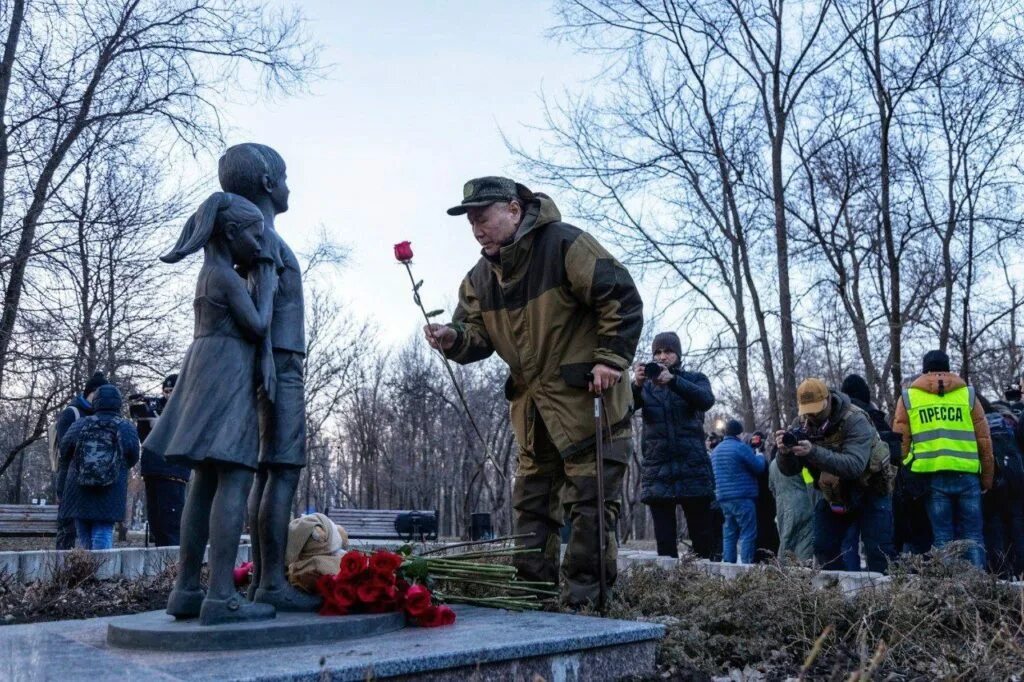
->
[0, 550, 175, 625]
[610, 547, 1024, 680]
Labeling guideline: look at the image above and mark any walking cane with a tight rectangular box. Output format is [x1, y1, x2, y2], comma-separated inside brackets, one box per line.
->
[591, 383, 608, 613]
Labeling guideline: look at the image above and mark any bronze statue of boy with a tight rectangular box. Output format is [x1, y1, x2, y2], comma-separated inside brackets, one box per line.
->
[218, 143, 321, 612]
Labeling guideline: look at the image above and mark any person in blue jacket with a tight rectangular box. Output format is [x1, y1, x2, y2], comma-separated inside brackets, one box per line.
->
[712, 419, 767, 564]
[633, 331, 719, 559]
[58, 384, 140, 550]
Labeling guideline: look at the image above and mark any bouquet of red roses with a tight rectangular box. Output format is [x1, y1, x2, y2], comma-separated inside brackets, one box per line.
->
[316, 542, 557, 626]
[315, 549, 456, 627]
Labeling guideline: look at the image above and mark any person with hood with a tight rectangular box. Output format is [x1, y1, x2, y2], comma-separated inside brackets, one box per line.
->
[838, 374, 900, 570]
[892, 350, 993, 568]
[425, 176, 643, 608]
[712, 420, 766, 563]
[139, 373, 191, 547]
[1003, 383, 1024, 420]
[632, 332, 719, 559]
[58, 384, 140, 550]
[53, 371, 108, 549]
[776, 378, 895, 573]
[977, 395, 1024, 578]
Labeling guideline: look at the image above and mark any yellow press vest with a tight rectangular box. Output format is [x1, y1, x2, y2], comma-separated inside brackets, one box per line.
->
[901, 385, 979, 474]
[801, 467, 813, 485]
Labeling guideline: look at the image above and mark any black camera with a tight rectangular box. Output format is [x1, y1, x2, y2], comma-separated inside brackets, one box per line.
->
[128, 394, 161, 420]
[644, 362, 664, 379]
[781, 427, 810, 448]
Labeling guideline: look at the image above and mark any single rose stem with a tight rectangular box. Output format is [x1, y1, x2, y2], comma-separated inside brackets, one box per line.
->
[402, 261, 506, 481]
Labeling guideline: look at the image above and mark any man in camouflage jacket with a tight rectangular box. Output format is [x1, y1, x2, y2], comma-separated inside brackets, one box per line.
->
[426, 176, 643, 607]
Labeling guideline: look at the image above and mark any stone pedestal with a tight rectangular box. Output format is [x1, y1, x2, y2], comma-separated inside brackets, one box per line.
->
[107, 610, 405, 651]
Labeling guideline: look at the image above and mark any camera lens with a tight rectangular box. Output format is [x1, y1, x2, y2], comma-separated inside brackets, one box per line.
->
[781, 432, 797, 447]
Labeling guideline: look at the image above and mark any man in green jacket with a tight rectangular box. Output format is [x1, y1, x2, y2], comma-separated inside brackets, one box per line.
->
[425, 176, 643, 607]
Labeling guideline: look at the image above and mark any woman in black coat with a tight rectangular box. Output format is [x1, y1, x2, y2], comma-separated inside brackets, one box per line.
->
[633, 332, 720, 558]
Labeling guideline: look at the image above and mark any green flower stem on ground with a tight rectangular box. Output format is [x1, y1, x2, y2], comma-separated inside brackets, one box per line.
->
[433, 576, 559, 596]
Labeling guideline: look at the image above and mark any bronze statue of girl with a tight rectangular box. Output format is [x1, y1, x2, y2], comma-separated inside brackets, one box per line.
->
[144, 192, 276, 625]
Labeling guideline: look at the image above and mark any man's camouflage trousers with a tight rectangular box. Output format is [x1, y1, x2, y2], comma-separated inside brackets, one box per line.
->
[511, 413, 629, 608]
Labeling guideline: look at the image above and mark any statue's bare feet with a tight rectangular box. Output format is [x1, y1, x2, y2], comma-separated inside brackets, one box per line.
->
[253, 583, 323, 612]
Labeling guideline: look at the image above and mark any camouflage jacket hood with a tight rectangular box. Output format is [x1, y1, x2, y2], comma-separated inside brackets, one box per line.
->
[445, 194, 644, 458]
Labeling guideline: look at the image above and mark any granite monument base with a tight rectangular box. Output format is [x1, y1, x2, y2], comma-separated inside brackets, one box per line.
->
[1, 605, 664, 681]
[107, 609, 405, 651]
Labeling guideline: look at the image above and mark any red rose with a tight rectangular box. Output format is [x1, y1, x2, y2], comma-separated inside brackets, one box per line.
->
[403, 583, 433, 618]
[232, 561, 253, 588]
[339, 551, 370, 581]
[319, 599, 349, 616]
[332, 582, 358, 610]
[370, 551, 404, 576]
[366, 584, 399, 613]
[314, 574, 335, 599]
[394, 241, 414, 263]
[421, 605, 456, 627]
[356, 578, 388, 605]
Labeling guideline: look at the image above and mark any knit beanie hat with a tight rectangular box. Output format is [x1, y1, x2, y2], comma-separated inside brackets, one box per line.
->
[725, 419, 743, 437]
[83, 371, 108, 396]
[840, 374, 871, 405]
[162, 373, 178, 390]
[922, 350, 950, 374]
[652, 331, 682, 357]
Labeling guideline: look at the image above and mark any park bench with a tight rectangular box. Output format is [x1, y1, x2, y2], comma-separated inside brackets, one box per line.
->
[325, 508, 438, 542]
[0, 504, 59, 537]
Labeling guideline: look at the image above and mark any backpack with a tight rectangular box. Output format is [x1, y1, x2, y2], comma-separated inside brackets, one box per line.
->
[74, 417, 121, 487]
[47, 406, 79, 473]
[986, 412, 1024, 494]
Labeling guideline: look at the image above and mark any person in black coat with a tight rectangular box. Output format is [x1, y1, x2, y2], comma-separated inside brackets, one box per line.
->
[137, 374, 191, 546]
[633, 331, 720, 559]
[53, 371, 108, 549]
[840, 374, 902, 569]
[59, 384, 140, 550]
[981, 395, 1024, 578]
[748, 431, 781, 562]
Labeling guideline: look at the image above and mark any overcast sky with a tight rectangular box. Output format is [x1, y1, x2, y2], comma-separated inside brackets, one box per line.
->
[210, 1, 635, 347]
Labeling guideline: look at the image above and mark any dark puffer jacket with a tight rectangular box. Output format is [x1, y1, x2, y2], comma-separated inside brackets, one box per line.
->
[55, 394, 94, 517]
[633, 367, 716, 502]
[59, 385, 140, 523]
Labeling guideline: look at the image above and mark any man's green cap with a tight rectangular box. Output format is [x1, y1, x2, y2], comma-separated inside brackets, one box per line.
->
[447, 176, 527, 216]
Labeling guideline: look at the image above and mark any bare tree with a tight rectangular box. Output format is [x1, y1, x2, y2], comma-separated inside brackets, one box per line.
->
[0, 0, 317, 395]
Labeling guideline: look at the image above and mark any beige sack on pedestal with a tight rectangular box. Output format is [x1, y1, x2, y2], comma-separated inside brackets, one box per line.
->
[285, 512, 349, 593]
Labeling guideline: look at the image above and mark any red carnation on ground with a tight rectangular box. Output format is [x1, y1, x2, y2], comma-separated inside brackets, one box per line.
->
[394, 241, 414, 263]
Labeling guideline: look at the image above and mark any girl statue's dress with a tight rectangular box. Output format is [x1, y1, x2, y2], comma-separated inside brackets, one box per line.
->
[143, 270, 259, 470]
[148, 190, 274, 625]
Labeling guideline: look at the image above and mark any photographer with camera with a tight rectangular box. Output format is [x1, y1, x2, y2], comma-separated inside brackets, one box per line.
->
[633, 332, 720, 559]
[135, 373, 190, 546]
[776, 378, 895, 573]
